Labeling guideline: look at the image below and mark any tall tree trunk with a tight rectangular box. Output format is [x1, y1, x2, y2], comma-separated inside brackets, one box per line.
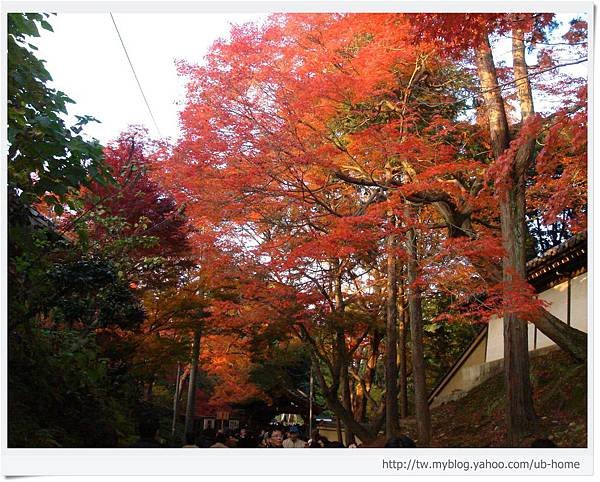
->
[331, 263, 356, 445]
[398, 298, 409, 419]
[501, 180, 536, 443]
[501, 22, 537, 443]
[475, 28, 537, 444]
[184, 327, 202, 437]
[385, 230, 400, 437]
[405, 213, 431, 446]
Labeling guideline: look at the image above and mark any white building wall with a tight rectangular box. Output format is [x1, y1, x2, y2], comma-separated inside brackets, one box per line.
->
[570, 273, 587, 332]
[433, 268, 587, 408]
[536, 280, 569, 349]
[432, 266, 588, 406]
[485, 275, 586, 361]
[486, 315, 503, 362]
[528, 322, 536, 351]
[486, 316, 537, 362]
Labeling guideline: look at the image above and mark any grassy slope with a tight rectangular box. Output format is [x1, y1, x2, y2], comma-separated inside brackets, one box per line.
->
[370, 349, 587, 447]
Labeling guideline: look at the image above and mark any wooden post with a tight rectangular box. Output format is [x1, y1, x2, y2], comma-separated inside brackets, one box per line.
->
[309, 365, 313, 436]
[171, 362, 182, 439]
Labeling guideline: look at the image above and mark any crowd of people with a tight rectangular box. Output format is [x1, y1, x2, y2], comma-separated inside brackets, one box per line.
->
[180, 425, 370, 448]
[129, 417, 556, 448]
[128, 417, 419, 448]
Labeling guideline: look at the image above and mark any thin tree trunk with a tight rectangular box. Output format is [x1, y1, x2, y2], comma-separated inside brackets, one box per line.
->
[398, 300, 409, 419]
[145, 375, 155, 402]
[177, 367, 190, 402]
[171, 362, 182, 439]
[309, 365, 314, 435]
[405, 213, 431, 446]
[512, 24, 535, 123]
[368, 404, 387, 436]
[353, 355, 367, 422]
[331, 263, 356, 446]
[385, 230, 400, 437]
[358, 333, 381, 422]
[474, 36, 510, 160]
[184, 327, 202, 437]
[341, 364, 356, 446]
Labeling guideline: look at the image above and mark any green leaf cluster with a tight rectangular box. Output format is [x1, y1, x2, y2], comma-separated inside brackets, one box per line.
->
[7, 13, 112, 211]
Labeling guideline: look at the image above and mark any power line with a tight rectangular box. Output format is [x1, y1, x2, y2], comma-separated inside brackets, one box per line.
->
[109, 13, 162, 137]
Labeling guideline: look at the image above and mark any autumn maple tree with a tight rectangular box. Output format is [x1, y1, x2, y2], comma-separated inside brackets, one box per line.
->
[166, 12, 588, 447]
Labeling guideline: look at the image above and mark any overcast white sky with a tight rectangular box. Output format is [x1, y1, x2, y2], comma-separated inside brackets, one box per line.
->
[34, 12, 587, 146]
[35, 13, 267, 144]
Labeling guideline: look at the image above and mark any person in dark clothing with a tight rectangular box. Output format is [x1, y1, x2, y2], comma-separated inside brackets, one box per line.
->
[200, 427, 217, 447]
[224, 429, 238, 448]
[88, 422, 118, 447]
[237, 428, 256, 448]
[308, 433, 327, 448]
[182, 432, 199, 448]
[307, 429, 321, 448]
[210, 431, 229, 448]
[531, 438, 557, 447]
[129, 417, 162, 448]
[384, 436, 416, 448]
